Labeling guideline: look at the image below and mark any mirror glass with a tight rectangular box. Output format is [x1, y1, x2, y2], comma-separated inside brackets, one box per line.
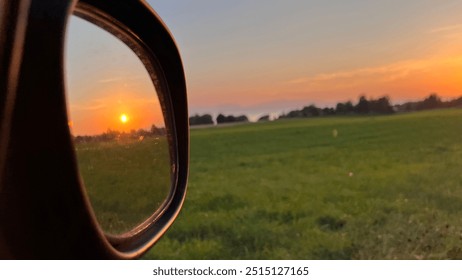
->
[65, 15, 171, 235]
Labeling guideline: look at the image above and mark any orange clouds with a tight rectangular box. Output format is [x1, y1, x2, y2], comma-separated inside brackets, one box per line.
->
[285, 52, 462, 102]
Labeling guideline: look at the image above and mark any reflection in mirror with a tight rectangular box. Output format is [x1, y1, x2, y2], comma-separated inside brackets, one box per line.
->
[65, 15, 171, 235]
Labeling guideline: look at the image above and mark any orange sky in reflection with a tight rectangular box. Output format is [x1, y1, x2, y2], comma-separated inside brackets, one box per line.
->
[68, 88, 164, 136]
[66, 16, 165, 136]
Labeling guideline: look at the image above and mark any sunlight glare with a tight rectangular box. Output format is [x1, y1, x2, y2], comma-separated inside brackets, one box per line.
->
[120, 114, 128, 124]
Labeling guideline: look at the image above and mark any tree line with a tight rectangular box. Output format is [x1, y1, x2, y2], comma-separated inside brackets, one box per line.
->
[279, 95, 394, 119]
[189, 113, 249, 126]
[74, 124, 165, 143]
[189, 93, 462, 126]
[395, 94, 462, 112]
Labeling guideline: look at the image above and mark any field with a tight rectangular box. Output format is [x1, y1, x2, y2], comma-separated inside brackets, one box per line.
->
[81, 109, 462, 259]
[76, 136, 171, 235]
[143, 109, 462, 259]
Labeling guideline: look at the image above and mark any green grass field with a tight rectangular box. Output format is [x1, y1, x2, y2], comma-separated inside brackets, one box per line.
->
[145, 109, 462, 259]
[76, 136, 171, 235]
[80, 109, 462, 259]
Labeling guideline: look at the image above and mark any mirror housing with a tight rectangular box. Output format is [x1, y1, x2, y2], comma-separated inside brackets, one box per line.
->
[0, 0, 189, 259]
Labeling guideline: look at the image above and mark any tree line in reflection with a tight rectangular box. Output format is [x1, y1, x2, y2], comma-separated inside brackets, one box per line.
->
[73, 124, 166, 143]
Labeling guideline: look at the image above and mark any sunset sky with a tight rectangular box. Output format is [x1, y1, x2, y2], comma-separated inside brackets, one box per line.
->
[66, 16, 165, 135]
[147, 0, 462, 119]
[66, 0, 462, 133]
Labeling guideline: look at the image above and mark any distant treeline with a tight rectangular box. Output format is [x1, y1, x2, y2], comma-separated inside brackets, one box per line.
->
[189, 93, 462, 126]
[394, 94, 462, 112]
[279, 95, 394, 119]
[189, 113, 249, 126]
[74, 124, 165, 143]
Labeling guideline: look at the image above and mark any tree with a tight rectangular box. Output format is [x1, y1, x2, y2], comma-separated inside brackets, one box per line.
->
[216, 114, 229, 124]
[216, 114, 235, 124]
[301, 104, 321, 117]
[258, 115, 270, 122]
[336, 101, 354, 114]
[189, 114, 214, 126]
[322, 107, 335, 115]
[216, 114, 248, 124]
[355, 95, 370, 114]
[235, 115, 249, 122]
[370, 96, 393, 114]
[286, 110, 303, 118]
[151, 124, 162, 135]
[418, 93, 441, 110]
[447, 97, 462, 108]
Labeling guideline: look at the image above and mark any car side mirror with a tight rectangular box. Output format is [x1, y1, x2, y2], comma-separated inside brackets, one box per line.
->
[0, 0, 189, 259]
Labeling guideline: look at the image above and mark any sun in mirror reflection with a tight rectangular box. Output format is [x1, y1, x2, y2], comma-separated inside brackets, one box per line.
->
[65, 15, 172, 235]
[120, 114, 129, 124]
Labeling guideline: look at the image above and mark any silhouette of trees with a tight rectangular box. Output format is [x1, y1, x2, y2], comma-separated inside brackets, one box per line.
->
[150, 124, 166, 135]
[354, 95, 370, 114]
[395, 93, 457, 112]
[73, 125, 165, 144]
[368, 96, 394, 114]
[216, 114, 230, 123]
[322, 107, 336, 116]
[235, 115, 249, 122]
[216, 114, 249, 124]
[417, 93, 441, 110]
[188, 93, 462, 125]
[446, 96, 462, 108]
[279, 104, 322, 119]
[301, 104, 321, 117]
[279, 95, 394, 119]
[336, 101, 354, 114]
[189, 114, 214, 126]
[258, 115, 270, 122]
[351, 95, 393, 115]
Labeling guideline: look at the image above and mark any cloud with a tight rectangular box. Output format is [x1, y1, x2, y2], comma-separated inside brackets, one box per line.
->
[286, 65, 404, 88]
[429, 24, 462, 34]
[286, 54, 459, 89]
[281, 52, 462, 105]
[70, 95, 160, 112]
[98, 77, 122, 84]
[69, 97, 109, 111]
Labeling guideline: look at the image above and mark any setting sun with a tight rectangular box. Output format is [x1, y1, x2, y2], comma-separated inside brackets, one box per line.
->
[120, 114, 128, 124]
